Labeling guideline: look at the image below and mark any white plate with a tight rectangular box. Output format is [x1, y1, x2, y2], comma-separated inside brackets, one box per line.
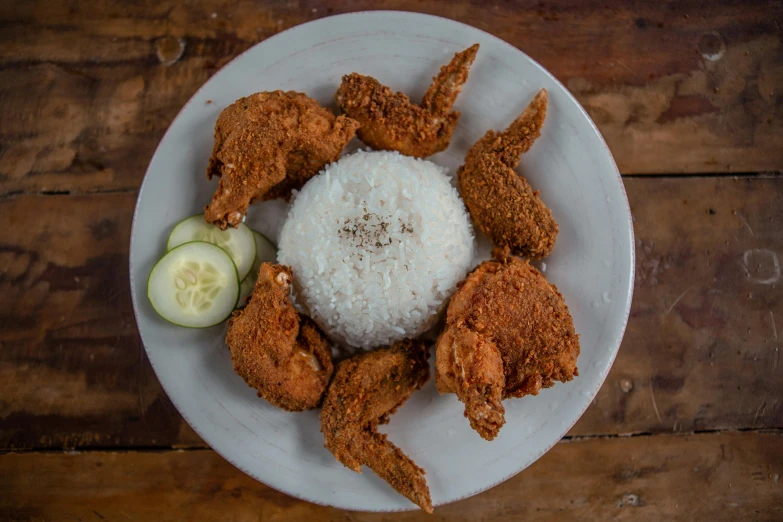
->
[130, 11, 634, 512]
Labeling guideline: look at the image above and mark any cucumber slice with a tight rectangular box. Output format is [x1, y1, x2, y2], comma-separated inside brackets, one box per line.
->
[254, 230, 277, 262]
[236, 276, 256, 309]
[235, 231, 279, 309]
[148, 241, 239, 328]
[167, 214, 255, 280]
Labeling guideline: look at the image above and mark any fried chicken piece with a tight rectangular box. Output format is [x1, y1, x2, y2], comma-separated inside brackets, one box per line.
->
[435, 325, 506, 441]
[335, 44, 479, 158]
[226, 263, 334, 411]
[320, 340, 432, 513]
[458, 89, 558, 259]
[435, 248, 579, 440]
[205, 91, 359, 229]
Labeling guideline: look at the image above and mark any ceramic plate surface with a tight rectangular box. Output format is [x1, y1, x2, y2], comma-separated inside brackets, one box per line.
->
[130, 11, 634, 512]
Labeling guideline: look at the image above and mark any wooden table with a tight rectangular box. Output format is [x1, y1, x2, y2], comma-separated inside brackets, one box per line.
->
[1, 1, 781, 520]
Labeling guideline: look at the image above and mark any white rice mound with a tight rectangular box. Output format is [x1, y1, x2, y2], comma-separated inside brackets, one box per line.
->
[278, 150, 476, 350]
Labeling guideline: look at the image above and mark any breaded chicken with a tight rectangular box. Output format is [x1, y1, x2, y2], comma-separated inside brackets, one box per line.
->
[335, 44, 479, 158]
[458, 89, 558, 258]
[435, 325, 506, 441]
[320, 340, 432, 513]
[435, 248, 579, 440]
[226, 263, 334, 411]
[205, 91, 359, 229]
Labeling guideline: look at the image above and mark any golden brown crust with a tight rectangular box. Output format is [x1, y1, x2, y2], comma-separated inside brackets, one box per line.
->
[435, 325, 506, 441]
[205, 91, 359, 229]
[435, 248, 579, 439]
[226, 263, 334, 412]
[458, 89, 559, 259]
[320, 340, 432, 513]
[335, 44, 479, 158]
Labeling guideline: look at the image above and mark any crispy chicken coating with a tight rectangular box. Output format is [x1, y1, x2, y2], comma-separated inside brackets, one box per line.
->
[205, 91, 359, 229]
[435, 248, 579, 440]
[226, 263, 334, 411]
[335, 44, 479, 158]
[320, 340, 432, 513]
[435, 325, 506, 441]
[458, 89, 558, 258]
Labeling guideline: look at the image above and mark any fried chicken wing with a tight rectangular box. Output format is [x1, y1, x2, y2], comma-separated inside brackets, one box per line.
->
[435, 248, 579, 440]
[435, 325, 506, 441]
[320, 340, 432, 513]
[458, 89, 558, 258]
[226, 263, 334, 411]
[205, 91, 359, 229]
[335, 44, 479, 158]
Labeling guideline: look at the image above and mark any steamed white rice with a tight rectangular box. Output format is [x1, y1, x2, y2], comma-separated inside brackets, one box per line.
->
[278, 150, 475, 350]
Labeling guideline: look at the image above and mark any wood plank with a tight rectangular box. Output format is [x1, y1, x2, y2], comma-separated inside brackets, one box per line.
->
[573, 175, 783, 435]
[1, 431, 780, 520]
[1, 0, 781, 196]
[0, 193, 203, 449]
[1, 176, 781, 449]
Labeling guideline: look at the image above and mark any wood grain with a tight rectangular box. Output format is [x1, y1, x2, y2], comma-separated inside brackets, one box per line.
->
[1, 431, 781, 521]
[0, 193, 202, 450]
[0, 0, 781, 196]
[574, 175, 783, 435]
[1, 176, 781, 450]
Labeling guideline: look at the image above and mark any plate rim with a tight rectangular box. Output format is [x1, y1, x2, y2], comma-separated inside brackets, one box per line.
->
[129, 9, 635, 512]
